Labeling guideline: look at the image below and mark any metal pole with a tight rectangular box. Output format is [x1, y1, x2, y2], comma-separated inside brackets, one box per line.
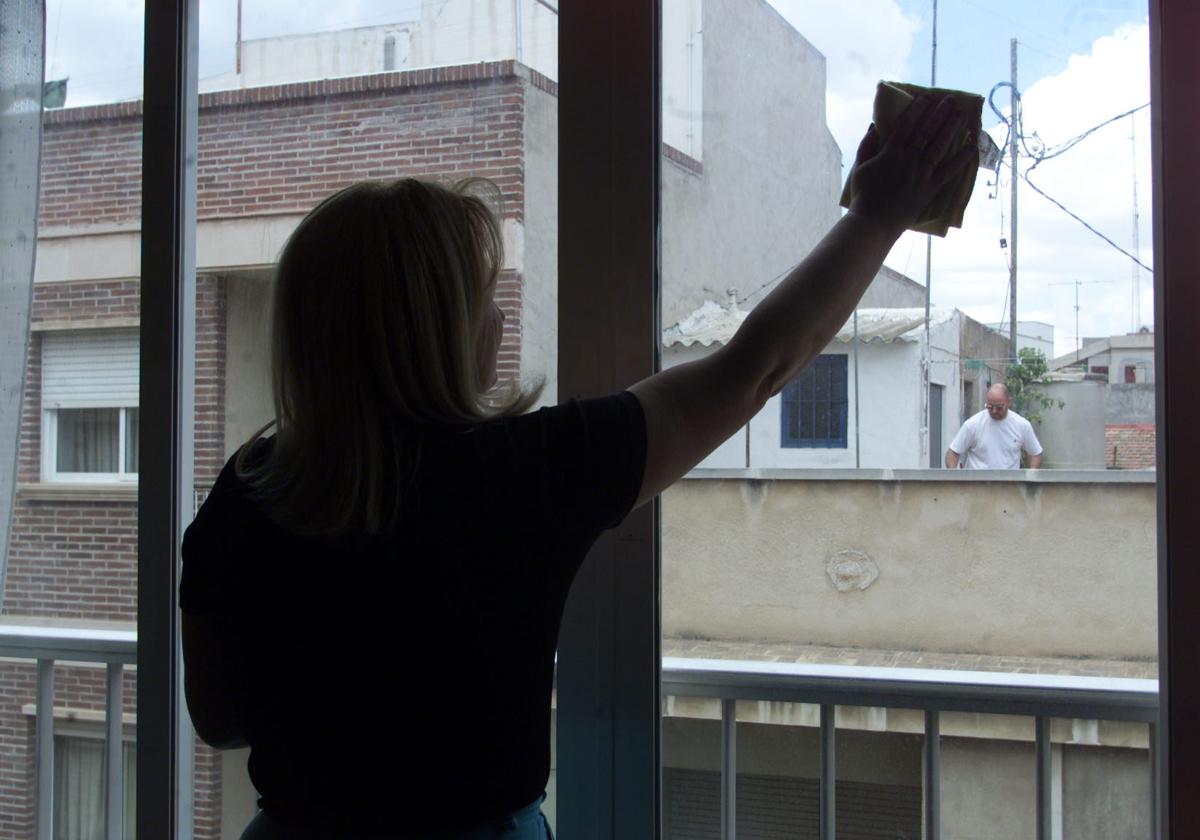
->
[924, 710, 941, 840]
[106, 664, 125, 840]
[1009, 38, 1019, 365]
[1036, 717, 1052, 840]
[721, 699, 737, 840]
[36, 659, 54, 840]
[820, 704, 836, 840]
[853, 310, 861, 468]
[236, 0, 242, 75]
[1131, 115, 1141, 332]
[923, 0, 937, 465]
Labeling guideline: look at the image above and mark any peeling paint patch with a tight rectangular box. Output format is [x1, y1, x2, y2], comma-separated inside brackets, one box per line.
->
[826, 549, 879, 592]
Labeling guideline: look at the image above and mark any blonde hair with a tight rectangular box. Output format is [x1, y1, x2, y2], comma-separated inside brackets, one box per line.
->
[237, 178, 541, 538]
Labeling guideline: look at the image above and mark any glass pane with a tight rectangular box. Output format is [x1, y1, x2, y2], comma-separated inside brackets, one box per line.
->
[662, 0, 1157, 836]
[124, 407, 139, 474]
[190, 3, 559, 835]
[0, 1, 142, 835]
[56, 408, 119, 473]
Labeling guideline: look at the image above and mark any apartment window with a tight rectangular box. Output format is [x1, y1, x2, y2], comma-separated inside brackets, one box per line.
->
[54, 734, 136, 840]
[780, 354, 848, 448]
[41, 329, 140, 482]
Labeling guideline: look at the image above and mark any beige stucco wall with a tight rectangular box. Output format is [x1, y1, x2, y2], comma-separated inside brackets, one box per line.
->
[663, 473, 1157, 659]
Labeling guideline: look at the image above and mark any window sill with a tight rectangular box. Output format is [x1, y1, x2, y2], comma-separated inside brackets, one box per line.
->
[16, 482, 138, 502]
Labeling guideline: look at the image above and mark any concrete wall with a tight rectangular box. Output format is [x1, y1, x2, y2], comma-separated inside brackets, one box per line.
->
[202, 0, 559, 91]
[521, 81, 558, 405]
[661, 0, 842, 329]
[1035, 380, 1108, 470]
[662, 0, 704, 159]
[1106, 383, 1155, 424]
[663, 472, 1157, 658]
[223, 273, 274, 457]
[858, 266, 926, 309]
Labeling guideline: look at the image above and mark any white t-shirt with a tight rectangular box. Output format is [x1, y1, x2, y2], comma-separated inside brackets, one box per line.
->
[948, 409, 1043, 469]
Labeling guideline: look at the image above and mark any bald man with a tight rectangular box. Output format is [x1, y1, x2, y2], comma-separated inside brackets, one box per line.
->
[945, 383, 1044, 469]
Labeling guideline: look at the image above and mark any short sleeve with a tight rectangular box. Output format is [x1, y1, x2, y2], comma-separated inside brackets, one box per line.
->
[948, 416, 975, 456]
[179, 458, 252, 616]
[527, 391, 648, 534]
[1023, 418, 1044, 456]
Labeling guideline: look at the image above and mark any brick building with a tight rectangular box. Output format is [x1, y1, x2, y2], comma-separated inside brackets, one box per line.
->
[1, 60, 559, 840]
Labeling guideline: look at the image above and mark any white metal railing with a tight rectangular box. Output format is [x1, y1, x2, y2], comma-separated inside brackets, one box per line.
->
[0, 627, 1159, 840]
[0, 623, 136, 840]
[662, 657, 1160, 840]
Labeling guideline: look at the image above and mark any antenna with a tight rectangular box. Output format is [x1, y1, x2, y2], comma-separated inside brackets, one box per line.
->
[1049, 279, 1113, 362]
[1130, 115, 1141, 332]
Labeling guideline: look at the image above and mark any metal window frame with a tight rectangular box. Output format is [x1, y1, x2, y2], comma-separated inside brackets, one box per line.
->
[130, 0, 1199, 837]
[138, 0, 197, 838]
[1152, 1, 1200, 836]
[780, 355, 850, 449]
[556, 1, 661, 838]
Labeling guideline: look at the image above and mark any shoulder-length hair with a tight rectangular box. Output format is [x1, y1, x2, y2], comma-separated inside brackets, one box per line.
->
[236, 178, 541, 538]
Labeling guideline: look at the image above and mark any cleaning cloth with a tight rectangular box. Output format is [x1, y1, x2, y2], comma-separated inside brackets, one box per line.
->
[839, 81, 990, 237]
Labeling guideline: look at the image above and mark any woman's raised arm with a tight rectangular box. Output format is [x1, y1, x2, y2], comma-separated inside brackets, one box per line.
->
[630, 94, 976, 507]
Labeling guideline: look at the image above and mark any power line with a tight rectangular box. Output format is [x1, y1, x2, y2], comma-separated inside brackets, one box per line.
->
[1020, 171, 1153, 272]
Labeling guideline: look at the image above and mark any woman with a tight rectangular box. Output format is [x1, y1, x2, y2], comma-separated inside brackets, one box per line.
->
[181, 94, 973, 839]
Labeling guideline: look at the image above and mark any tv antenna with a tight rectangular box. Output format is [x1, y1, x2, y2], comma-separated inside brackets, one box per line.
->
[1049, 279, 1113, 362]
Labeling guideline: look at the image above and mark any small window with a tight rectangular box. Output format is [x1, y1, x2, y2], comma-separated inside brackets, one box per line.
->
[1125, 365, 1137, 383]
[383, 35, 396, 71]
[781, 354, 848, 448]
[41, 329, 139, 482]
[1091, 365, 1109, 377]
[54, 734, 136, 840]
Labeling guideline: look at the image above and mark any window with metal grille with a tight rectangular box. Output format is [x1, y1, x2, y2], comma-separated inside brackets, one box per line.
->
[780, 354, 848, 449]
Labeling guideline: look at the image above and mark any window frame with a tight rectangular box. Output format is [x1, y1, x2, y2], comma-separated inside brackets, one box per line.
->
[129, 0, 1200, 837]
[780, 354, 850, 449]
[41, 407, 139, 484]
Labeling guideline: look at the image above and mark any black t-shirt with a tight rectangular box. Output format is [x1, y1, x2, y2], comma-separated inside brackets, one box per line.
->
[180, 392, 647, 834]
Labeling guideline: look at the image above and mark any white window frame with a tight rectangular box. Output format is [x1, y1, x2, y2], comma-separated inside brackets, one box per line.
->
[39, 328, 140, 485]
[41, 406, 139, 484]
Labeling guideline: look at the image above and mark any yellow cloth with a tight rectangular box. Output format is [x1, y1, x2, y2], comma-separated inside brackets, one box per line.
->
[839, 81, 984, 237]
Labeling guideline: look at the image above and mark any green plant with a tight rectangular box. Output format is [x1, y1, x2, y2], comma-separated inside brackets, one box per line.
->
[1004, 347, 1065, 425]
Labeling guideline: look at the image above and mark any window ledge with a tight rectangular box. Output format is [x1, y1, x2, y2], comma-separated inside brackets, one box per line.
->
[683, 467, 1157, 485]
[16, 482, 138, 502]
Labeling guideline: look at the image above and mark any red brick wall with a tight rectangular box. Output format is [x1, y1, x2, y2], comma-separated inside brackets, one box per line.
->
[40, 62, 529, 228]
[1106, 423, 1157, 469]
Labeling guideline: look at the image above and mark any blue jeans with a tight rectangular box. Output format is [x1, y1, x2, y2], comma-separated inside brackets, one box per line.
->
[239, 794, 554, 840]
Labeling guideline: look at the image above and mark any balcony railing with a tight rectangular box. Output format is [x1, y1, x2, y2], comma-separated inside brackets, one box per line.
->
[0, 622, 136, 840]
[663, 656, 1160, 840]
[0, 626, 1158, 840]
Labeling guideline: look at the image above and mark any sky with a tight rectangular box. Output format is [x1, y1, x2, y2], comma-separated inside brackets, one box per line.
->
[43, 0, 1152, 357]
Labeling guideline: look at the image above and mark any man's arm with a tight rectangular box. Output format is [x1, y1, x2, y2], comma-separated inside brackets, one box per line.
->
[1027, 452, 1043, 469]
[945, 449, 961, 469]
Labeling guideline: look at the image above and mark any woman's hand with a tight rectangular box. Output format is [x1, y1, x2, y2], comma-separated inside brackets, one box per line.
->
[848, 94, 978, 235]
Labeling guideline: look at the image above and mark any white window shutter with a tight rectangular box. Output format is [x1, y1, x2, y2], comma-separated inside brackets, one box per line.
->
[42, 329, 139, 409]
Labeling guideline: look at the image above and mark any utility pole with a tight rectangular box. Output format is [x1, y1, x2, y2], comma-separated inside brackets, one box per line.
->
[924, 0, 937, 339]
[1008, 38, 1019, 365]
[922, 0, 938, 467]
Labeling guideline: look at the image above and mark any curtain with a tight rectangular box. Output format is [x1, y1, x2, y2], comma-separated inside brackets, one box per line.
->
[56, 409, 120, 473]
[53, 736, 137, 840]
[0, 0, 45, 604]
